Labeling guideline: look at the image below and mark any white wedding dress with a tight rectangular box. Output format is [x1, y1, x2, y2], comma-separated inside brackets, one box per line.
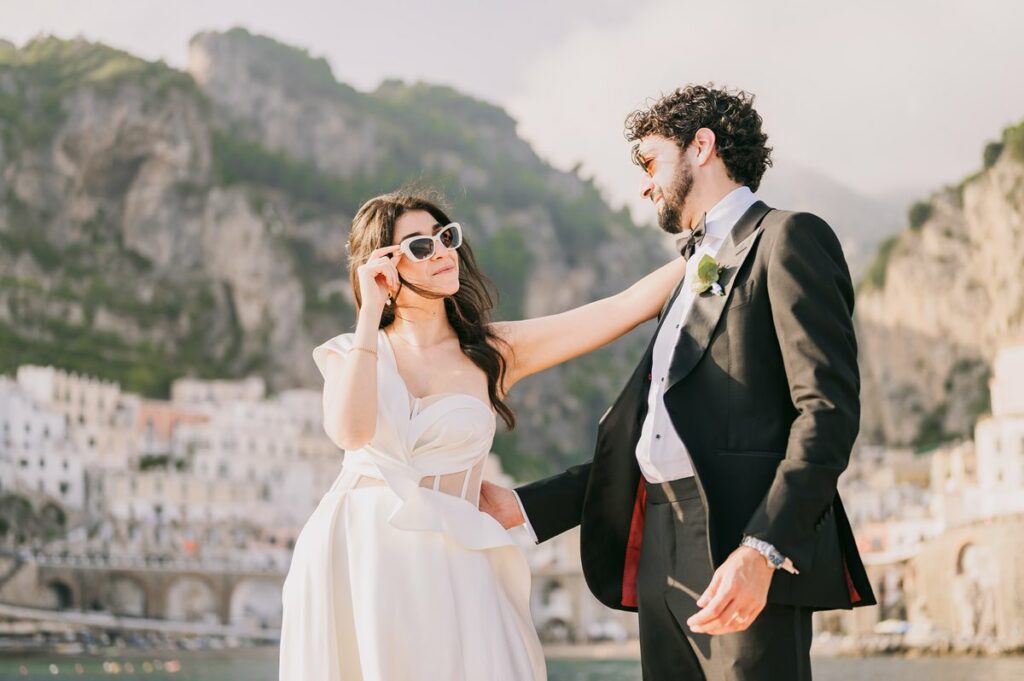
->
[279, 330, 546, 681]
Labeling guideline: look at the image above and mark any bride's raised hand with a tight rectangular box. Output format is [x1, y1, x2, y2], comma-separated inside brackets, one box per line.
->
[356, 246, 403, 316]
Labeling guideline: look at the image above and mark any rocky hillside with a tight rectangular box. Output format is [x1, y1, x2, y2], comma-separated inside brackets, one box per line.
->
[0, 30, 668, 479]
[856, 120, 1024, 448]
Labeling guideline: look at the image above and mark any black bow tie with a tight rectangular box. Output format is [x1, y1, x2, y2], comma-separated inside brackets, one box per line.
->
[674, 213, 708, 259]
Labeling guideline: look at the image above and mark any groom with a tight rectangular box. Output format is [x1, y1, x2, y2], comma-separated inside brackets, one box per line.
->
[481, 84, 876, 680]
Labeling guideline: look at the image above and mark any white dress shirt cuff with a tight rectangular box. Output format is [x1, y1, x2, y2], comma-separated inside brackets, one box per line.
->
[512, 490, 539, 544]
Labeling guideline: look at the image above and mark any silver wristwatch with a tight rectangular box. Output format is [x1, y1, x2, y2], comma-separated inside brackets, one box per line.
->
[740, 535, 799, 575]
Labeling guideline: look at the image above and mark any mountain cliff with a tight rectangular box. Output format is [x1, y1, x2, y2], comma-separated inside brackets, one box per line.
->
[7, 29, 1000, 469]
[855, 120, 1024, 448]
[0, 31, 667, 478]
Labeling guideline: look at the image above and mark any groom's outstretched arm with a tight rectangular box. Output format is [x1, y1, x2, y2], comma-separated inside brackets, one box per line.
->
[509, 462, 592, 544]
[743, 211, 860, 573]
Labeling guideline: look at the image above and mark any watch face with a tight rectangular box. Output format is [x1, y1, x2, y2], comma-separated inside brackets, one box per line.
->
[769, 553, 784, 568]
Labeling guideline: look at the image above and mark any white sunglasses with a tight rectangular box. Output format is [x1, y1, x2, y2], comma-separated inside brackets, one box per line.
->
[398, 223, 463, 262]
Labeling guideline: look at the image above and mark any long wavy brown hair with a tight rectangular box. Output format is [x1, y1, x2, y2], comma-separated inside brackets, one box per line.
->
[347, 190, 515, 429]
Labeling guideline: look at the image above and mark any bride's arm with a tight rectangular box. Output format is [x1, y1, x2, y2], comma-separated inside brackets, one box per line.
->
[493, 255, 686, 391]
[321, 246, 401, 450]
[321, 311, 380, 450]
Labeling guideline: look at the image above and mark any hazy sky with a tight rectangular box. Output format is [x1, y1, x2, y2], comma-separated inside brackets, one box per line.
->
[3, 0, 1023, 217]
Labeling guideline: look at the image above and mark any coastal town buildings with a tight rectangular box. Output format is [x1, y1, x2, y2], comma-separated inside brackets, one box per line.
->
[828, 341, 1024, 650]
[4, 340, 1024, 648]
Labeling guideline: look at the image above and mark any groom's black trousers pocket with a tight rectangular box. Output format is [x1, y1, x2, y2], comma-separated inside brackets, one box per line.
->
[637, 476, 813, 681]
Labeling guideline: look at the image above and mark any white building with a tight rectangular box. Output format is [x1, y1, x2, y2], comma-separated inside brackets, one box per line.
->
[98, 468, 261, 526]
[275, 388, 345, 520]
[171, 380, 337, 529]
[171, 376, 266, 406]
[0, 377, 86, 508]
[928, 440, 980, 529]
[990, 343, 1024, 416]
[840, 447, 932, 528]
[973, 342, 1024, 518]
[15, 365, 138, 469]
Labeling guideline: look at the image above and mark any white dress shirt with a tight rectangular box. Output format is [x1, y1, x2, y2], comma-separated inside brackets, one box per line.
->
[514, 186, 760, 542]
[635, 185, 758, 482]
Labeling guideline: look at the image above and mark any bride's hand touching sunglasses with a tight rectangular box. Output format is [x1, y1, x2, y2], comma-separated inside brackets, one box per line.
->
[397, 223, 463, 262]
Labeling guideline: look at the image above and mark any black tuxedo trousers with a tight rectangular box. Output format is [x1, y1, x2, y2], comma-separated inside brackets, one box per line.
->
[638, 477, 812, 681]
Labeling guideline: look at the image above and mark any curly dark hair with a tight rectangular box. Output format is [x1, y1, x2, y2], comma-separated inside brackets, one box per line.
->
[624, 84, 773, 192]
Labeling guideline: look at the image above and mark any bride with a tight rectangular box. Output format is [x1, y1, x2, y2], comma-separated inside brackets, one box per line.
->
[279, 191, 685, 680]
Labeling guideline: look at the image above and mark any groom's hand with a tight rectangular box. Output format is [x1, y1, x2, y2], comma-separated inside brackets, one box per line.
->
[479, 480, 526, 530]
[686, 546, 774, 635]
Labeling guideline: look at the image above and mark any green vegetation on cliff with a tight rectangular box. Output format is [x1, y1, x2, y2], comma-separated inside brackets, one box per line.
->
[1001, 119, 1024, 164]
[0, 36, 194, 153]
[859, 235, 899, 291]
[1, 33, 662, 476]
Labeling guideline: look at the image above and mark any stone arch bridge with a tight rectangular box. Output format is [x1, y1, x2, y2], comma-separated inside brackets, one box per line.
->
[3, 551, 286, 630]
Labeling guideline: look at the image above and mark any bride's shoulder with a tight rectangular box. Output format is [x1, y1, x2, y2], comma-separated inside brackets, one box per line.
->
[311, 332, 358, 379]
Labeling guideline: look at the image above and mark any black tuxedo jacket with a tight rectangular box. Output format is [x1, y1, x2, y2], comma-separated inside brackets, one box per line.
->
[516, 201, 876, 612]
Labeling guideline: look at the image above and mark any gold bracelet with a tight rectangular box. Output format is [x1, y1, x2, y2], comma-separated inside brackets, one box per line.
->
[349, 346, 378, 358]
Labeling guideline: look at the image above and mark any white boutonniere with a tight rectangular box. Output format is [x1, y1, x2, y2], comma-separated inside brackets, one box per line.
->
[691, 253, 726, 296]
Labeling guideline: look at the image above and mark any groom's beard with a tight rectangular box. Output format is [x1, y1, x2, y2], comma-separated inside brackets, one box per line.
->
[657, 161, 694, 235]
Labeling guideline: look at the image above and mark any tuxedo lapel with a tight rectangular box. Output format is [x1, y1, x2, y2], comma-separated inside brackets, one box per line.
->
[666, 202, 771, 391]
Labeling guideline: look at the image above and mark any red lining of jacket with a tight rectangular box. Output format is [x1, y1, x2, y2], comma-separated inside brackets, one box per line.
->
[621, 478, 647, 608]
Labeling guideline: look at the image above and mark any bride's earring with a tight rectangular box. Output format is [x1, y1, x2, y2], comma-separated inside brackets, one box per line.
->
[386, 295, 392, 306]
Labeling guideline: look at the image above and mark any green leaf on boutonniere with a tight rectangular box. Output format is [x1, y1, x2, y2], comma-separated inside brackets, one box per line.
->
[696, 254, 719, 282]
[691, 253, 724, 294]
